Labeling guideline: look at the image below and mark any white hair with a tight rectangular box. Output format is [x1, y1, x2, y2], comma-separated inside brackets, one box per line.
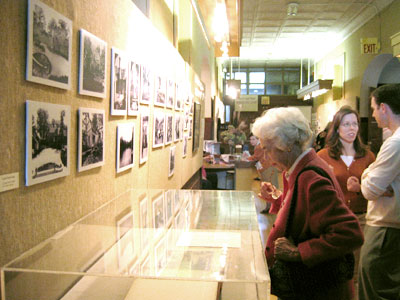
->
[252, 107, 313, 151]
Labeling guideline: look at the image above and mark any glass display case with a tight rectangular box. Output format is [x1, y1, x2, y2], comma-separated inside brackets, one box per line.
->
[1, 190, 270, 300]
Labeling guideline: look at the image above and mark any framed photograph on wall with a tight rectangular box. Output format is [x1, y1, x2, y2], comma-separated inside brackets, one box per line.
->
[188, 118, 193, 138]
[140, 65, 152, 104]
[165, 113, 173, 145]
[152, 111, 165, 148]
[116, 123, 134, 173]
[116, 210, 135, 272]
[192, 102, 201, 152]
[128, 60, 140, 115]
[26, 0, 72, 90]
[78, 29, 107, 98]
[154, 75, 166, 107]
[168, 146, 175, 178]
[152, 193, 165, 237]
[140, 109, 149, 164]
[25, 100, 70, 186]
[140, 196, 150, 251]
[175, 83, 182, 111]
[183, 134, 188, 158]
[78, 107, 105, 172]
[166, 79, 175, 109]
[174, 114, 181, 142]
[110, 47, 128, 115]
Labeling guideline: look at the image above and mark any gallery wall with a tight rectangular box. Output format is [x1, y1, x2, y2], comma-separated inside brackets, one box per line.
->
[0, 0, 211, 268]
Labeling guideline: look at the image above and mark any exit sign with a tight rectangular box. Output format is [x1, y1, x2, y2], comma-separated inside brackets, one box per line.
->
[361, 38, 380, 54]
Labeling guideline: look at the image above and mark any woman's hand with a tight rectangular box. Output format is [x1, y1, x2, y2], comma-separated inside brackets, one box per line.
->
[258, 182, 281, 202]
[347, 176, 361, 192]
[274, 237, 301, 262]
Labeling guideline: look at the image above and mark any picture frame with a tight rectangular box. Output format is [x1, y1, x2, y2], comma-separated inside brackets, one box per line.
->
[140, 65, 152, 105]
[116, 210, 135, 272]
[139, 109, 149, 164]
[110, 47, 128, 115]
[168, 146, 175, 178]
[78, 107, 105, 172]
[25, 100, 70, 186]
[189, 118, 193, 138]
[26, 0, 72, 90]
[152, 193, 165, 237]
[154, 75, 166, 107]
[175, 83, 182, 111]
[139, 197, 150, 251]
[183, 134, 188, 157]
[116, 123, 134, 173]
[166, 79, 175, 109]
[192, 102, 201, 152]
[127, 60, 140, 116]
[78, 29, 107, 98]
[174, 114, 181, 142]
[152, 111, 165, 148]
[165, 113, 173, 145]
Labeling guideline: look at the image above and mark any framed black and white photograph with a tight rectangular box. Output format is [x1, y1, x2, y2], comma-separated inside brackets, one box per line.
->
[152, 111, 165, 148]
[165, 189, 174, 225]
[174, 114, 181, 142]
[78, 29, 107, 98]
[165, 113, 173, 145]
[26, 0, 72, 90]
[166, 79, 175, 109]
[152, 193, 165, 237]
[140, 197, 150, 251]
[140, 65, 152, 104]
[184, 105, 190, 130]
[140, 110, 149, 164]
[154, 237, 167, 276]
[128, 60, 140, 116]
[189, 118, 193, 138]
[183, 134, 188, 158]
[192, 102, 201, 152]
[78, 107, 105, 172]
[117, 210, 135, 272]
[154, 75, 166, 107]
[175, 83, 182, 111]
[168, 146, 176, 178]
[25, 100, 70, 186]
[116, 123, 134, 173]
[111, 47, 128, 115]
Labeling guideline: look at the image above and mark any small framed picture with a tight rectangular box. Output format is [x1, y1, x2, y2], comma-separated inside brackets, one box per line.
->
[128, 60, 140, 116]
[110, 47, 128, 115]
[152, 193, 165, 237]
[152, 111, 165, 148]
[26, 0, 72, 90]
[165, 113, 173, 145]
[175, 83, 182, 111]
[140, 109, 149, 164]
[116, 123, 134, 173]
[25, 100, 70, 186]
[166, 79, 175, 109]
[168, 146, 176, 177]
[183, 134, 188, 157]
[140, 65, 152, 105]
[78, 107, 105, 172]
[154, 75, 166, 107]
[189, 118, 193, 138]
[78, 29, 107, 98]
[174, 114, 181, 142]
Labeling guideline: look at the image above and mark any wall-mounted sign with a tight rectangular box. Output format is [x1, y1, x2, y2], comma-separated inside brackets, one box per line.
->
[261, 96, 270, 105]
[361, 38, 380, 54]
[235, 95, 258, 112]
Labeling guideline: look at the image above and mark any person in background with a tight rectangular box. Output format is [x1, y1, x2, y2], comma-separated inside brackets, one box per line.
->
[253, 107, 363, 299]
[317, 106, 375, 286]
[314, 121, 332, 152]
[358, 84, 400, 300]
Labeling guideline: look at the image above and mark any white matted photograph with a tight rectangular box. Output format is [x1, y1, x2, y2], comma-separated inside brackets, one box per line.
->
[165, 113, 173, 145]
[154, 75, 166, 107]
[25, 100, 70, 186]
[189, 118, 193, 138]
[140, 65, 152, 104]
[140, 110, 149, 164]
[166, 79, 175, 109]
[183, 134, 188, 157]
[128, 60, 140, 115]
[116, 123, 134, 173]
[168, 146, 175, 178]
[152, 111, 165, 148]
[78, 107, 105, 172]
[175, 83, 182, 111]
[174, 114, 181, 142]
[78, 29, 107, 98]
[26, 0, 72, 90]
[111, 47, 128, 115]
[140, 197, 150, 251]
[152, 193, 165, 237]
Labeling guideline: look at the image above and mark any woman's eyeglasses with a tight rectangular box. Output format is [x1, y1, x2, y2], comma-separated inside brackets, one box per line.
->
[340, 122, 358, 128]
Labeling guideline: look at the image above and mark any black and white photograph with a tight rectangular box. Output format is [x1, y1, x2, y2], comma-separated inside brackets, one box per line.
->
[152, 111, 165, 148]
[175, 83, 182, 111]
[183, 134, 188, 158]
[189, 118, 193, 138]
[184, 105, 190, 130]
[152, 193, 165, 237]
[165, 113, 173, 145]
[128, 60, 140, 116]
[166, 79, 175, 109]
[116, 123, 134, 173]
[192, 102, 201, 152]
[174, 114, 181, 142]
[140, 65, 152, 104]
[140, 197, 150, 251]
[78, 107, 105, 172]
[154, 75, 166, 107]
[26, 0, 72, 90]
[117, 211, 135, 272]
[140, 110, 149, 164]
[154, 237, 167, 276]
[168, 146, 175, 178]
[25, 100, 70, 186]
[78, 29, 107, 98]
[111, 47, 128, 115]
[165, 189, 174, 225]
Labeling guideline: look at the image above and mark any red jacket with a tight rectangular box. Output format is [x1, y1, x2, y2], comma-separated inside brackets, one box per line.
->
[266, 149, 364, 299]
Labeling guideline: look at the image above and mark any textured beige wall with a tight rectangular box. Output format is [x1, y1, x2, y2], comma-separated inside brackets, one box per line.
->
[0, 0, 208, 268]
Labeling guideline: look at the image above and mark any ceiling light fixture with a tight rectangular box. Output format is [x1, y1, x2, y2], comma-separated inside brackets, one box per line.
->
[296, 79, 333, 100]
[287, 2, 298, 16]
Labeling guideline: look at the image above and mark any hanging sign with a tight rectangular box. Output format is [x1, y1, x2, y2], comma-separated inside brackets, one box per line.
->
[361, 38, 380, 54]
[235, 95, 258, 112]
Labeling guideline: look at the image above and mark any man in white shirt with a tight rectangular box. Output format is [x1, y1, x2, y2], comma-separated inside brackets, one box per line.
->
[359, 84, 400, 300]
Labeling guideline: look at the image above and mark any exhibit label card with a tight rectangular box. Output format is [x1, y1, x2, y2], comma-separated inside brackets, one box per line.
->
[0, 172, 19, 193]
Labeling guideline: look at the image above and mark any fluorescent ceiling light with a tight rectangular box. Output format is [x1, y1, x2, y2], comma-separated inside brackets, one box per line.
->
[297, 79, 333, 100]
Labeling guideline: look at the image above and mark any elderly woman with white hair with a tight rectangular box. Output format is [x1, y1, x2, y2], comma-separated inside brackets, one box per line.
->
[253, 107, 363, 300]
